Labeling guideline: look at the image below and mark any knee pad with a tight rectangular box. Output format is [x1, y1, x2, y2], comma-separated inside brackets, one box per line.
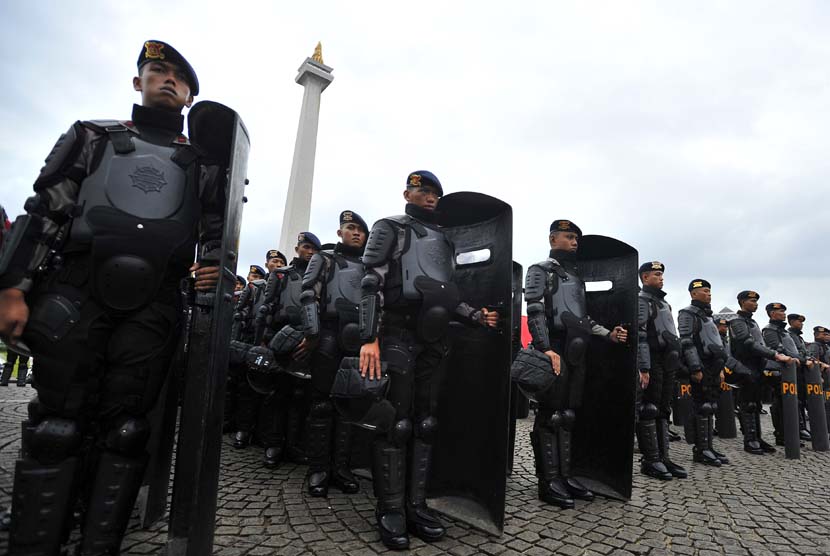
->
[30, 417, 82, 463]
[560, 409, 576, 430]
[700, 403, 714, 416]
[545, 411, 562, 431]
[639, 403, 658, 420]
[310, 400, 332, 419]
[566, 337, 587, 364]
[104, 417, 150, 457]
[415, 416, 438, 443]
[390, 418, 412, 447]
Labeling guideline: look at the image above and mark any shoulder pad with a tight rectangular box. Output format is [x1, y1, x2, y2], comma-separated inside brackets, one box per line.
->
[729, 318, 749, 340]
[383, 214, 412, 227]
[34, 122, 88, 191]
[363, 220, 398, 267]
[524, 264, 549, 302]
[302, 253, 328, 289]
[80, 119, 138, 134]
[677, 309, 696, 336]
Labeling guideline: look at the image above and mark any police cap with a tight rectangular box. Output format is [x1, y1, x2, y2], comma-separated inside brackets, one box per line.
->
[137, 40, 199, 96]
[406, 171, 443, 196]
[339, 210, 369, 234]
[737, 290, 760, 302]
[814, 326, 829, 334]
[688, 279, 711, 291]
[297, 232, 322, 250]
[639, 261, 665, 275]
[266, 249, 287, 263]
[765, 302, 786, 313]
[249, 265, 265, 278]
[549, 220, 582, 237]
[787, 313, 805, 323]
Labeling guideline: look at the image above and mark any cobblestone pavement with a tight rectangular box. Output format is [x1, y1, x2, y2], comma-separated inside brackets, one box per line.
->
[1, 383, 829, 555]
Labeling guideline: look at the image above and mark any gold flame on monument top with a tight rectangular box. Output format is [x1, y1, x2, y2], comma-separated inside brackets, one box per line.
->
[312, 42, 324, 64]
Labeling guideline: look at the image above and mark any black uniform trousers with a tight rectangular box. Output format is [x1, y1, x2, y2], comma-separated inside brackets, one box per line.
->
[1, 351, 30, 386]
[640, 351, 675, 419]
[691, 361, 721, 411]
[24, 266, 179, 429]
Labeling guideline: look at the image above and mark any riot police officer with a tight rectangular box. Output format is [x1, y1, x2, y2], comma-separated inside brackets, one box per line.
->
[678, 280, 730, 466]
[728, 291, 793, 455]
[0, 40, 226, 555]
[300, 210, 369, 497]
[787, 313, 812, 440]
[256, 233, 321, 467]
[524, 220, 628, 509]
[807, 326, 830, 434]
[358, 171, 498, 550]
[763, 303, 812, 445]
[266, 249, 287, 271]
[635, 261, 686, 480]
[247, 264, 266, 284]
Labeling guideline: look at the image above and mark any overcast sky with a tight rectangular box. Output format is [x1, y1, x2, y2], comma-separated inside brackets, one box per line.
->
[1, 1, 828, 333]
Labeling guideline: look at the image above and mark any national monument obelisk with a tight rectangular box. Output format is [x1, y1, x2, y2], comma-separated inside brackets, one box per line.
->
[278, 43, 334, 255]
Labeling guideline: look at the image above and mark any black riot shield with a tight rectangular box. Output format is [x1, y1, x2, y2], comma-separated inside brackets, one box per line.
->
[779, 362, 801, 459]
[716, 382, 738, 439]
[570, 235, 637, 501]
[507, 262, 525, 475]
[166, 101, 249, 556]
[427, 192, 512, 536]
[804, 364, 829, 451]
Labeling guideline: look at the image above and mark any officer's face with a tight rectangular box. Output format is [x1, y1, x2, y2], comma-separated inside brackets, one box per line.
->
[789, 319, 803, 331]
[769, 308, 786, 322]
[266, 258, 286, 272]
[741, 298, 758, 313]
[549, 232, 579, 252]
[234, 281, 245, 292]
[295, 243, 319, 261]
[717, 323, 728, 335]
[404, 186, 441, 211]
[338, 223, 367, 249]
[691, 287, 712, 304]
[641, 271, 664, 289]
[247, 272, 260, 283]
[133, 61, 193, 112]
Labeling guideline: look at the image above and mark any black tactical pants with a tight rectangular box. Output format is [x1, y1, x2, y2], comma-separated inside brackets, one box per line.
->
[736, 368, 763, 410]
[1, 351, 30, 386]
[641, 352, 676, 420]
[25, 280, 179, 425]
[691, 363, 721, 412]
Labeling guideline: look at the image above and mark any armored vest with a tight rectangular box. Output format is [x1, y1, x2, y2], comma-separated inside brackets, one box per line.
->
[765, 323, 799, 358]
[548, 262, 587, 331]
[323, 253, 363, 320]
[387, 215, 454, 301]
[68, 122, 199, 311]
[276, 267, 304, 325]
[640, 290, 678, 349]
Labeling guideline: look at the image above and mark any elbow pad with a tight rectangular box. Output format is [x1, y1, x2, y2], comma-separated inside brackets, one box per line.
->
[300, 289, 320, 337]
[0, 214, 45, 290]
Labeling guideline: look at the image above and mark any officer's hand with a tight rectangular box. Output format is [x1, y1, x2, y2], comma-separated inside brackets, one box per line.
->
[806, 359, 814, 367]
[691, 370, 703, 383]
[292, 338, 315, 361]
[191, 263, 221, 291]
[544, 350, 561, 375]
[480, 308, 499, 328]
[610, 326, 628, 344]
[0, 288, 29, 345]
[774, 353, 792, 364]
[360, 339, 382, 380]
[720, 370, 725, 383]
[639, 371, 650, 389]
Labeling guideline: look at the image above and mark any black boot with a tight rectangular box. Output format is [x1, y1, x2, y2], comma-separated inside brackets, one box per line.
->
[559, 413, 595, 499]
[331, 420, 359, 494]
[770, 400, 785, 446]
[739, 410, 763, 455]
[9, 456, 78, 554]
[798, 403, 812, 441]
[693, 415, 720, 466]
[263, 445, 284, 468]
[657, 418, 687, 478]
[756, 411, 776, 453]
[16, 362, 28, 387]
[531, 428, 574, 509]
[305, 416, 331, 497]
[707, 415, 729, 464]
[79, 452, 147, 555]
[233, 430, 251, 449]
[637, 420, 673, 480]
[373, 441, 409, 550]
[0, 362, 12, 386]
[407, 435, 445, 542]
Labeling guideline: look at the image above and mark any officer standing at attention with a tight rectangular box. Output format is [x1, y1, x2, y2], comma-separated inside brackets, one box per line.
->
[728, 292, 793, 454]
[678, 279, 730, 466]
[762, 302, 812, 445]
[635, 261, 687, 480]
[787, 313, 812, 440]
[0, 40, 224, 555]
[358, 171, 498, 550]
[300, 210, 370, 497]
[524, 220, 628, 509]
